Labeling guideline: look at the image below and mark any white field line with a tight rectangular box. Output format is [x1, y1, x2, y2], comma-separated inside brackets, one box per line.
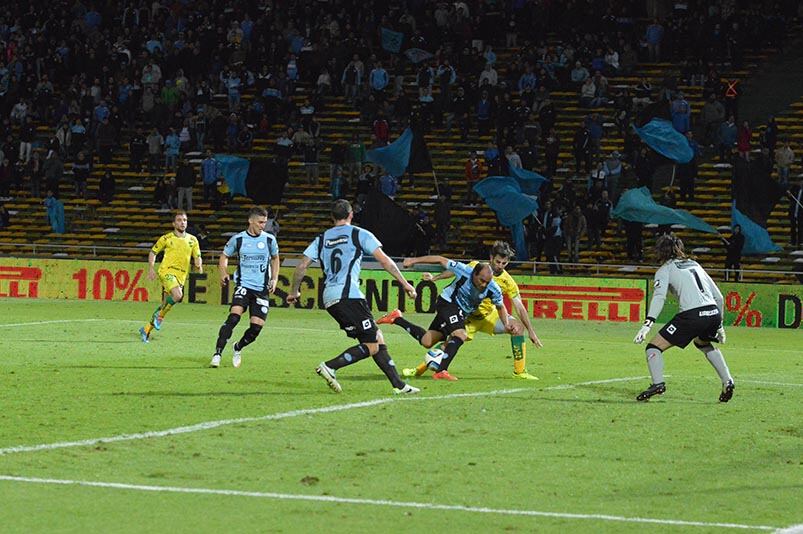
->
[0, 388, 524, 456]
[0, 319, 105, 328]
[0, 377, 645, 457]
[738, 380, 803, 388]
[776, 524, 803, 534]
[0, 475, 780, 531]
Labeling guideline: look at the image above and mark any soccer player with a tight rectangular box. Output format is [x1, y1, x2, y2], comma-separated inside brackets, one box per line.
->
[139, 210, 202, 342]
[401, 241, 543, 380]
[211, 206, 280, 368]
[286, 199, 420, 395]
[633, 233, 734, 402]
[378, 255, 514, 381]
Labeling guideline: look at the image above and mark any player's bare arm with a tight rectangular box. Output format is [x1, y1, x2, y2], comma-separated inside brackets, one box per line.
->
[218, 253, 230, 285]
[512, 297, 543, 347]
[287, 256, 313, 304]
[496, 303, 515, 333]
[375, 248, 416, 299]
[269, 254, 280, 294]
[403, 255, 450, 269]
[147, 251, 157, 280]
[423, 270, 454, 282]
[194, 254, 203, 274]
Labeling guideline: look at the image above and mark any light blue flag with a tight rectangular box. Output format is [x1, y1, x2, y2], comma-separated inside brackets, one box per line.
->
[404, 48, 434, 64]
[509, 166, 549, 195]
[612, 187, 717, 233]
[635, 118, 693, 163]
[216, 154, 250, 197]
[365, 128, 412, 177]
[381, 27, 404, 53]
[474, 176, 539, 261]
[732, 203, 782, 254]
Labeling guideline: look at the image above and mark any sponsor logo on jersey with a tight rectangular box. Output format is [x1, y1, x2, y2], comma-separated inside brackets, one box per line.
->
[325, 236, 349, 247]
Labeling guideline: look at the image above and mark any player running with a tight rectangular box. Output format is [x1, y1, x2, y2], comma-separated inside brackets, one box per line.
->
[633, 233, 734, 402]
[140, 210, 202, 342]
[286, 199, 420, 395]
[378, 255, 514, 381]
[211, 206, 279, 368]
[399, 241, 543, 380]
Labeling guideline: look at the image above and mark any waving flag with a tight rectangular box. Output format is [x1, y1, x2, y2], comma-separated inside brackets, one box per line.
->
[732, 158, 783, 254]
[361, 189, 418, 255]
[365, 128, 431, 176]
[509, 166, 549, 195]
[634, 101, 693, 164]
[404, 48, 433, 64]
[474, 176, 539, 260]
[612, 187, 717, 233]
[216, 154, 250, 196]
[380, 27, 404, 53]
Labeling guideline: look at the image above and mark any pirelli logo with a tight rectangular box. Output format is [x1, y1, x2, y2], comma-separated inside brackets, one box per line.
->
[0, 266, 42, 298]
[518, 284, 645, 322]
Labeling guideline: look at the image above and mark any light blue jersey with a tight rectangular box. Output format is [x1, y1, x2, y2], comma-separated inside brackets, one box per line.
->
[303, 224, 381, 306]
[223, 230, 279, 293]
[441, 259, 503, 313]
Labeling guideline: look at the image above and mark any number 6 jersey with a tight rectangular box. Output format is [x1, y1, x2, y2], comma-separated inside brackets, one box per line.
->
[648, 258, 724, 321]
[303, 224, 381, 307]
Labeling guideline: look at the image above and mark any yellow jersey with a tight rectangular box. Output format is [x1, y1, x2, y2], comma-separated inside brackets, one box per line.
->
[151, 231, 201, 284]
[467, 260, 520, 318]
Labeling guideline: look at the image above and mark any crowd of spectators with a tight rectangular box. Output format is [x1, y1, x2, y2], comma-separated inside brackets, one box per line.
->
[0, 0, 799, 260]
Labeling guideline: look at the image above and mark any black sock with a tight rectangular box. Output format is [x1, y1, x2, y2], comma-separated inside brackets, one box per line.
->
[215, 313, 241, 353]
[326, 344, 371, 370]
[394, 317, 427, 343]
[234, 324, 262, 351]
[439, 337, 464, 371]
[372, 344, 405, 389]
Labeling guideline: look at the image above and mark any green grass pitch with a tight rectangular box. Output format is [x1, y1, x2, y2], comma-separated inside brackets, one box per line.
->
[0, 299, 800, 533]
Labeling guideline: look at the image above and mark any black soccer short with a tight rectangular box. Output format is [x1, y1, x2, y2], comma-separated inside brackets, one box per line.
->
[658, 304, 721, 348]
[231, 285, 270, 321]
[428, 297, 467, 336]
[327, 298, 378, 343]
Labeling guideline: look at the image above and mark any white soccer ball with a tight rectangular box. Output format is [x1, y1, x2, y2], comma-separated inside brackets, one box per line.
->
[425, 348, 445, 371]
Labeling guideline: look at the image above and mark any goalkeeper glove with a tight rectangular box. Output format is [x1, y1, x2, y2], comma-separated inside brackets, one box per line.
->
[715, 324, 726, 344]
[633, 318, 654, 344]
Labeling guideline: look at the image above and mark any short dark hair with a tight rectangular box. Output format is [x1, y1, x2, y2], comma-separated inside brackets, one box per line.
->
[248, 206, 268, 219]
[490, 240, 515, 259]
[331, 199, 352, 221]
[472, 262, 490, 277]
[173, 209, 187, 220]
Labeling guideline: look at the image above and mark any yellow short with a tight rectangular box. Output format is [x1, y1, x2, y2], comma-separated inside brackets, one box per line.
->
[465, 309, 503, 341]
[158, 271, 184, 293]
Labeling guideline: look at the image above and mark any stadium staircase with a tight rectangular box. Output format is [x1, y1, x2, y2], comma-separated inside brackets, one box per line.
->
[1, 38, 800, 283]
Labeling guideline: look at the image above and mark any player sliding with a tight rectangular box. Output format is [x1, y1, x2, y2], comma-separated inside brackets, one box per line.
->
[287, 199, 420, 395]
[633, 233, 734, 402]
[378, 255, 514, 381]
[140, 210, 202, 343]
[401, 241, 543, 380]
[211, 206, 279, 368]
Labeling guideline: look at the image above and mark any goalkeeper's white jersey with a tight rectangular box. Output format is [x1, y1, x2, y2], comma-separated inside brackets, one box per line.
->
[647, 259, 724, 320]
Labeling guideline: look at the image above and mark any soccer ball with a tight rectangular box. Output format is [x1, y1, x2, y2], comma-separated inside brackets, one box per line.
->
[425, 348, 445, 371]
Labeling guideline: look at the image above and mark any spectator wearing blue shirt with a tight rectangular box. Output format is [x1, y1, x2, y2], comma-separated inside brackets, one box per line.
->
[379, 172, 397, 199]
[717, 116, 737, 162]
[369, 63, 389, 93]
[671, 93, 691, 134]
[164, 129, 181, 170]
[646, 19, 664, 61]
[518, 67, 537, 93]
[377, 256, 512, 381]
[201, 150, 220, 203]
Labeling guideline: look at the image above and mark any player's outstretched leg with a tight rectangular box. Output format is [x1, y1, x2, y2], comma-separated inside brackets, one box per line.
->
[511, 335, 538, 380]
[378, 309, 427, 343]
[694, 340, 735, 402]
[232, 323, 262, 368]
[403, 341, 444, 378]
[211, 313, 241, 368]
[433, 336, 464, 381]
[315, 344, 372, 393]
[637, 343, 666, 401]
[372, 344, 420, 394]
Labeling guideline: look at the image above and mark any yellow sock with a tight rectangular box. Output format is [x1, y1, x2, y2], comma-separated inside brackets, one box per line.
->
[415, 362, 428, 376]
[159, 296, 177, 319]
[144, 322, 154, 335]
[512, 335, 527, 374]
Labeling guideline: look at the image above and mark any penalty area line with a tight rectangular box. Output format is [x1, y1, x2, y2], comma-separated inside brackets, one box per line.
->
[0, 475, 780, 531]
